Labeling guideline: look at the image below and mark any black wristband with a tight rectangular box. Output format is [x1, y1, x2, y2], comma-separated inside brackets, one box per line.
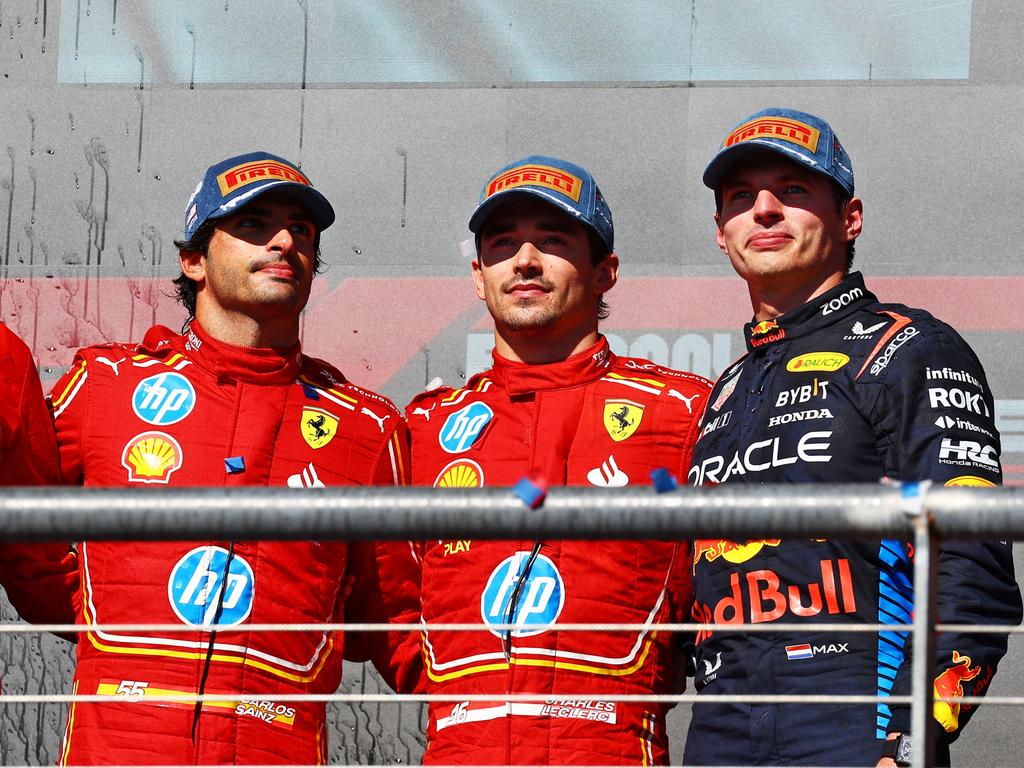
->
[881, 733, 913, 766]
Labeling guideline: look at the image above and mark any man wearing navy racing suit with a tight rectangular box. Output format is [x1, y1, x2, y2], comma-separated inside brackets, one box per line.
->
[685, 107, 1022, 767]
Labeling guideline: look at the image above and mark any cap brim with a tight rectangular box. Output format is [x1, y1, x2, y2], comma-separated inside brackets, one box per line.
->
[208, 181, 336, 231]
[468, 188, 581, 234]
[703, 141, 826, 192]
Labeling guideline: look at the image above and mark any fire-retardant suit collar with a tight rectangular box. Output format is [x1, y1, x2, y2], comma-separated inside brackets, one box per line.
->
[487, 336, 614, 396]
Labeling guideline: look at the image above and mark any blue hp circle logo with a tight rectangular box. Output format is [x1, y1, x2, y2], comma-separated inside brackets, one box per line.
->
[439, 402, 493, 453]
[168, 546, 254, 627]
[132, 372, 196, 426]
[480, 552, 564, 638]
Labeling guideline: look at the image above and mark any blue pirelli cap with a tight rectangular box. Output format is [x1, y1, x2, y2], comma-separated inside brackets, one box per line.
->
[703, 108, 855, 197]
[469, 155, 614, 252]
[183, 151, 335, 240]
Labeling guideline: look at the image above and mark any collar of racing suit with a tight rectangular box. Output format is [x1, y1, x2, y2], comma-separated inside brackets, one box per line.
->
[487, 335, 614, 396]
[743, 271, 877, 352]
[140, 320, 303, 384]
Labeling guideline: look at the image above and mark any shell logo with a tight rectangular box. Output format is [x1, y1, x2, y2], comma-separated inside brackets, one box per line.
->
[434, 459, 484, 488]
[944, 475, 997, 487]
[121, 431, 183, 484]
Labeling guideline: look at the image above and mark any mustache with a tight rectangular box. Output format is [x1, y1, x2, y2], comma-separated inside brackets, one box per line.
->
[501, 276, 554, 293]
[249, 255, 297, 272]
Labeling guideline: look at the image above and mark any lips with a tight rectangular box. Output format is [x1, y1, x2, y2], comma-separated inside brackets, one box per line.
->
[256, 262, 296, 279]
[747, 231, 792, 248]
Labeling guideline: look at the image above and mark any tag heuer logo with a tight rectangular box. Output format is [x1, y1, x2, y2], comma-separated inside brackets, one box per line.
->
[301, 407, 339, 449]
[603, 399, 644, 442]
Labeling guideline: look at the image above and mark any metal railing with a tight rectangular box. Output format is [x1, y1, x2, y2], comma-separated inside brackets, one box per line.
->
[1, 483, 1022, 768]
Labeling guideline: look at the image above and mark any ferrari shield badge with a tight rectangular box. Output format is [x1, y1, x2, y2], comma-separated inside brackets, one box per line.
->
[603, 399, 644, 442]
[301, 407, 339, 449]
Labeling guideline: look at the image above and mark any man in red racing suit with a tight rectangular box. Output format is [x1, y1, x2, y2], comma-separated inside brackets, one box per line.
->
[50, 152, 416, 765]
[405, 155, 711, 765]
[0, 322, 77, 630]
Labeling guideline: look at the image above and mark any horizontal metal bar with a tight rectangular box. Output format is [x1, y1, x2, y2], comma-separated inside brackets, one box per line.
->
[0, 692, 916, 705]
[5, 621, 1022, 635]
[2, 484, 1023, 541]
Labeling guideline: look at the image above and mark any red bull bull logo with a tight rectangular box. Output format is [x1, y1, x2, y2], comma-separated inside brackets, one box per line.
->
[749, 320, 785, 348]
[693, 539, 782, 570]
[933, 651, 981, 733]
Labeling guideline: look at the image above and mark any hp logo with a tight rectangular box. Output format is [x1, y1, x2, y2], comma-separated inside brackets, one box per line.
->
[167, 546, 254, 627]
[439, 402, 493, 453]
[132, 373, 196, 426]
[481, 552, 564, 638]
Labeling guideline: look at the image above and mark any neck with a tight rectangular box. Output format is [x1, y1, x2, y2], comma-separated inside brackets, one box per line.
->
[492, 327, 601, 365]
[193, 305, 300, 349]
[747, 270, 846, 321]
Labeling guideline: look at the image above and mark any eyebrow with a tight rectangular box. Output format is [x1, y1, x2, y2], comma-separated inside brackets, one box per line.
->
[236, 206, 315, 223]
[482, 219, 577, 237]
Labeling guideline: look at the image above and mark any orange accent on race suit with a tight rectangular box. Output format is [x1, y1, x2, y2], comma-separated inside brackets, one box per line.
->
[693, 539, 782, 570]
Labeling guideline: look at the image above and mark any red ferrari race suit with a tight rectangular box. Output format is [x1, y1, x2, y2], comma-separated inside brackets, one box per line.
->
[50, 322, 415, 765]
[405, 336, 711, 765]
[0, 322, 77, 628]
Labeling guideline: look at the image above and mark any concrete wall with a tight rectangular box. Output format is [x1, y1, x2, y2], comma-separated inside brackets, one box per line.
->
[1, 0, 1022, 763]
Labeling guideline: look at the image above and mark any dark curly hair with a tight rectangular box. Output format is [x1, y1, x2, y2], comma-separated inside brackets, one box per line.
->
[172, 221, 323, 322]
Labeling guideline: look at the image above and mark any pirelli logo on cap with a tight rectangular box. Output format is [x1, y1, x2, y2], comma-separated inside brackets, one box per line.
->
[724, 117, 820, 153]
[216, 160, 310, 196]
[486, 164, 583, 203]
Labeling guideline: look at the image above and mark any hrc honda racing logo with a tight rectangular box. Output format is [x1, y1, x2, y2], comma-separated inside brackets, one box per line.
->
[689, 431, 832, 485]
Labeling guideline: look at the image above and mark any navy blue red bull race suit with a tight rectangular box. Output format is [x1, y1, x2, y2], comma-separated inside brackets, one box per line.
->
[685, 272, 1022, 766]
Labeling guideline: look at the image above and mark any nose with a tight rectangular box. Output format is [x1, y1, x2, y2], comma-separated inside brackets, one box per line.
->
[752, 189, 784, 225]
[268, 225, 294, 254]
[512, 242, 543, 274]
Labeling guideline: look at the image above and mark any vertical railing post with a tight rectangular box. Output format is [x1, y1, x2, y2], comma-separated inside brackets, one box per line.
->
[909, 482, 939, 768]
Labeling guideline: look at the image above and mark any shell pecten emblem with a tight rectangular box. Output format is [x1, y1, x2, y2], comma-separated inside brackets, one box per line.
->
[121, 431, 183, 484]
[434, 459, 484, 488]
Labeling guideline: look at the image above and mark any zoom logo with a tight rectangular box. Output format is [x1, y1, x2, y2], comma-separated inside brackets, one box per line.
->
[480, 552, 564, 638]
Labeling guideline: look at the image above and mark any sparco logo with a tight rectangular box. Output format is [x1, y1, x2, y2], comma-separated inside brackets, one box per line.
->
[688, 431, 832, 485]
[938, 439, 999, 470]
[869, 327, 919, 375]
[821, 287, 863, 315]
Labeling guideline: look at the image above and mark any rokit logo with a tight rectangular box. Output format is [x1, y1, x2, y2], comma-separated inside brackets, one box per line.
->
[820, 286, 863, 315]
[938, 439, 1000, 470]
[928, 387, 991, 417]
[688, 431, 832, 485]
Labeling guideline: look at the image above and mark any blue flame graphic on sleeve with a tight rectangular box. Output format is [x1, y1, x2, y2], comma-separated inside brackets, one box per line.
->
[481, 552, 564, 638]
[168, 546, 255, 627]
[438, 402, 494, 453]
[132, 372, 197, 426]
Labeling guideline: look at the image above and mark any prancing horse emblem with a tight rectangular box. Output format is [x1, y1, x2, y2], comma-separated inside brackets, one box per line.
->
[301, 407, 339, 449]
